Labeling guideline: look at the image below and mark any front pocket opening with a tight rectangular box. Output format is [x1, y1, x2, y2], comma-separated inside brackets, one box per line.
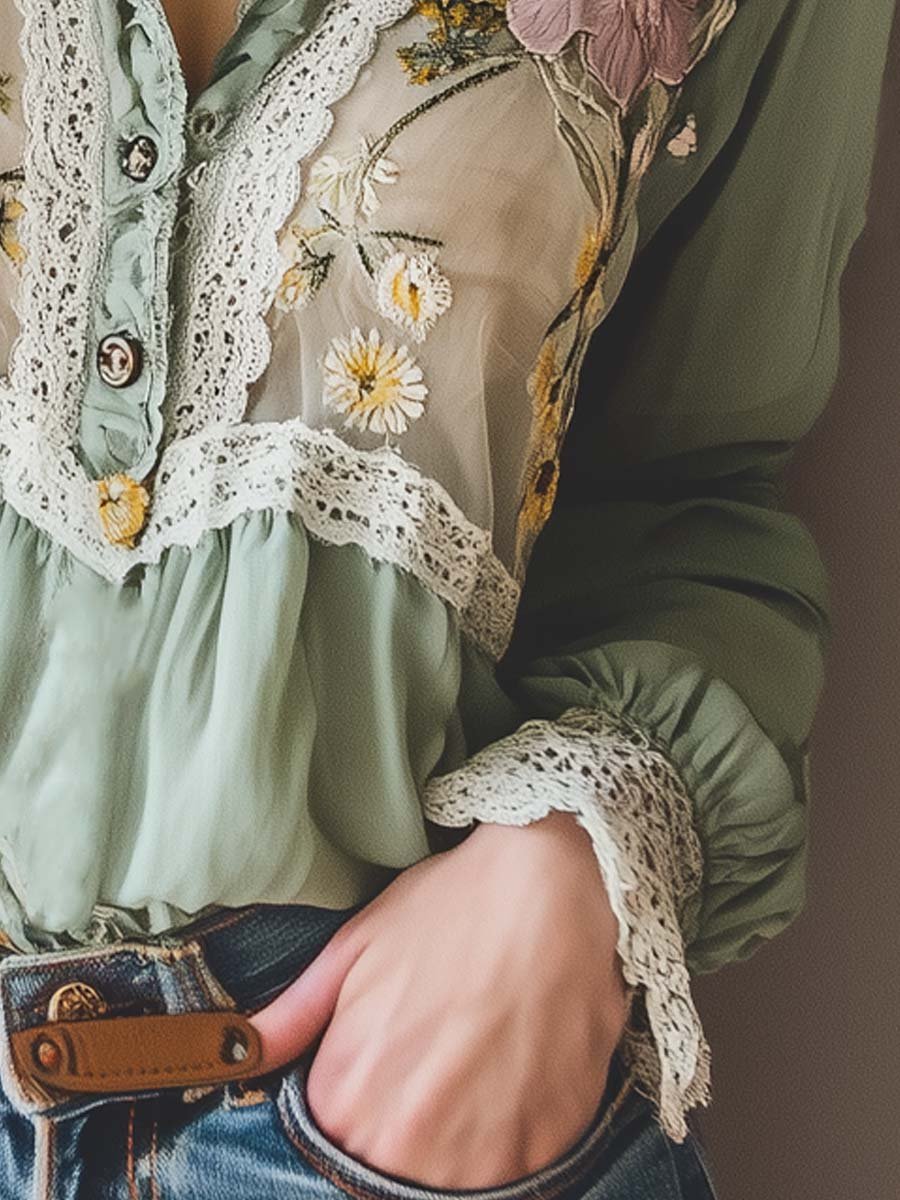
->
[274, 1049, 641, 1200]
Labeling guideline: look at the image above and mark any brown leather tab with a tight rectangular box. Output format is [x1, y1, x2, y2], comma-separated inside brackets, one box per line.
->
[10, 1011, 265, 1102]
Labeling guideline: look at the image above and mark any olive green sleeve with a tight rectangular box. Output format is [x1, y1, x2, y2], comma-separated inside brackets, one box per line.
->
[500, 0, 895, 975]
[421, 0, 894, 1142]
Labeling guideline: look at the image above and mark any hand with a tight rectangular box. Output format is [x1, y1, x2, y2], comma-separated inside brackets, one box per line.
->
[248, 812, 633, 1189]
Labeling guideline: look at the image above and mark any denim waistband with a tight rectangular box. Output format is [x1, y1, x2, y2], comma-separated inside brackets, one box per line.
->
[0, 900, 373, 1122]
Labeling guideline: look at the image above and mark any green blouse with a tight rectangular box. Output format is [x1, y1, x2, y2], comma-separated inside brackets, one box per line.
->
[0, 0, 892, 1143]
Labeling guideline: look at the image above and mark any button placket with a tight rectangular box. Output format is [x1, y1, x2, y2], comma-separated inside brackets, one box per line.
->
[77, 2, 196, 543]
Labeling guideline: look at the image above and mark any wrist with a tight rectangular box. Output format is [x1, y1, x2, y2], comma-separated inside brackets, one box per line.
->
[471, 812, 630, 968]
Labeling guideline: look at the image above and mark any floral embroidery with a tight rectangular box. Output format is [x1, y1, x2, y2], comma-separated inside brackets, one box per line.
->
[274, 222, 336, 311]
[276, 56, 522, 336]
[97, 473, 151, 548]
[374, 250, 453, 341]
[0, 168, 26, 269]
[666, 111, 697, 157]
[516, 337, 564, 543]
[574, 220, 610, 291]
[507, 0, 702, 112]
[321, 326, 429, 443]
[306, 135, 400, 220]
[397, 1, 509, 84]
[0, 73, 13, 117]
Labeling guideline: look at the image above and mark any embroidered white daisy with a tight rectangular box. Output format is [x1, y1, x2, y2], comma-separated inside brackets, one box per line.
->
[374, 250, 453, 342]
[666, 112, 698, 158]
[306, 135, 399, 219]
[322, 326, 428, 437]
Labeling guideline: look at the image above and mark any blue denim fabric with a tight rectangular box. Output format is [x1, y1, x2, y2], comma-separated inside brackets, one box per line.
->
[0, 900, 721, 1199]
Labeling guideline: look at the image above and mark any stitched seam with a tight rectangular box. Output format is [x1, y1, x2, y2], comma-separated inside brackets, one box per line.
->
[126, 1102, 139, 1200]
[66, 1056, 223, 1081]
[149, 1109, 161, 1200]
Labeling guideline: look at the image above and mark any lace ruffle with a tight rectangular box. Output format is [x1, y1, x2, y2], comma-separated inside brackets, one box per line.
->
[420, 704, 708, 1143]
[0, 0, 521, 659]
[163, 0, 416, 443]
[0, 413, 519, 660]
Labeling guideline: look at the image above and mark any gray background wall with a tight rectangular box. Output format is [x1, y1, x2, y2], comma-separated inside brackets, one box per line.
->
[693, 9, 900, 1197]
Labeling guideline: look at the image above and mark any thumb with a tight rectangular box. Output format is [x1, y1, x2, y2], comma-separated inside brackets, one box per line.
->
[246, 925, 366, 1074]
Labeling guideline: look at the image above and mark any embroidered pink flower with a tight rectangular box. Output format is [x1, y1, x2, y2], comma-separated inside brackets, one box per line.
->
[507, 0, 700, 111]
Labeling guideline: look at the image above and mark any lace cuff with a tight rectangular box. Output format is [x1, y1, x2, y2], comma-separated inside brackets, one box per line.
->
[420, 704, 708, 1143]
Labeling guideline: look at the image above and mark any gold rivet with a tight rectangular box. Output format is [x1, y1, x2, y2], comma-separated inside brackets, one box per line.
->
[47, 981, 108, 1023]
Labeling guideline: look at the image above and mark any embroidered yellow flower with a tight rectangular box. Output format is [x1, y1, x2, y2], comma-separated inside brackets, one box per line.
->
[97, 473, 150, 548]
[515, 337, 565, 571]
[574, 222, 607, 290]
[666, 112, 698, 158]
[322, 326, 428, 438]
[398, 2, 508, 84]
[0, 176, 26, 269]
[374, 250, 453, 342]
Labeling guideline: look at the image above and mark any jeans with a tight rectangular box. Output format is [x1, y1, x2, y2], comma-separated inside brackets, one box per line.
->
[0, 900, 722, 1199]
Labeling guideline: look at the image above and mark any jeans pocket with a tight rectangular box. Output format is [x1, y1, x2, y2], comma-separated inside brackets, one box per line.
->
[273, 1048, 638, 1200]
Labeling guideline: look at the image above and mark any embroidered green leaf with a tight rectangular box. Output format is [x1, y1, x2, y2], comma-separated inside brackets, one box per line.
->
[0, 73, 14, 117]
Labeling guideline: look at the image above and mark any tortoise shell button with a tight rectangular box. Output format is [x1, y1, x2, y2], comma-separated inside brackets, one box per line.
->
[97, 333, 143, 389]
[121, 135, 159, 183]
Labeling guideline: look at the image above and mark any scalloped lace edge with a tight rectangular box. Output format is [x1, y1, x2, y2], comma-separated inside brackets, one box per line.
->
[0, 409, 519, 661]
[420, 704, 709, 1143]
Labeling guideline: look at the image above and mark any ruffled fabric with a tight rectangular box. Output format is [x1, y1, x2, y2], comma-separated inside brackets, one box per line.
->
[77, 0, 337, 480]
[422, 704, 707, 1143]
[421, 638, 809, 1141]
[77, 0, 187, 478]
[500, 640, 809, 974]
[0, 499, 511, 953]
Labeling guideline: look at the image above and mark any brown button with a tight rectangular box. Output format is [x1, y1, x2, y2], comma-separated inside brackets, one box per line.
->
[121, 134, 159, 183]
[47, 981, 108, 1023]
[97, 333, 143, 388]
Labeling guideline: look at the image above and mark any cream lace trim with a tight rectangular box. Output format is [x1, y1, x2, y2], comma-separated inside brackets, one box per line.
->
[6, 0, 108, 437]
[163, 0, 416, 442]
[0, 413, 519, 660]
[0, 0, 520, 658]
[421, 705, 708, 1143]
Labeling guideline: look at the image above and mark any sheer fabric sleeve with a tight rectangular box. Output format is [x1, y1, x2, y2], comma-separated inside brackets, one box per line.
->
[421, 0, 896, 1141]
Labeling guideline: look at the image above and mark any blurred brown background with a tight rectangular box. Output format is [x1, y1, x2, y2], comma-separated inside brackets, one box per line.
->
[693, 7, 900, 1197]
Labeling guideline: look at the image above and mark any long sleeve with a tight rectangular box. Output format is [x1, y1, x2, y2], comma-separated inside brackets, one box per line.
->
[422, 0, 896, 1141]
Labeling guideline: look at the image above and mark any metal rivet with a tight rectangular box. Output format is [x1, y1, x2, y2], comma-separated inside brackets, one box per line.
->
[47, 981, 108, 1023]
[121, 134, 159, 183]
[97, 333, 143, 389]
[221, 1026, 249, 1064]
[33, 1037, 61, 1073]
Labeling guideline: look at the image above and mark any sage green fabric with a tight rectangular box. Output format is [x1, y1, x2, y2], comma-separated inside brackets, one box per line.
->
[79, 0, 332, 479]
[0, 501, 521, 951]
[487, 0, 895, 974]
[0, 0, 893, 975]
